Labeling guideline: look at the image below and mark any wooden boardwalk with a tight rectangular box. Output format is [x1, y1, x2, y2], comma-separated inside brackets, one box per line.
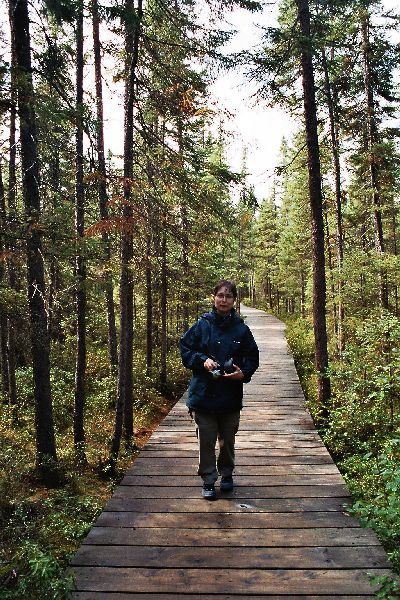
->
[71, 307, 392, 598]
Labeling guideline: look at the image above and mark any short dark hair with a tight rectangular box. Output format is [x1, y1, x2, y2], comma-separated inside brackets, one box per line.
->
[213, 280, 237, 299]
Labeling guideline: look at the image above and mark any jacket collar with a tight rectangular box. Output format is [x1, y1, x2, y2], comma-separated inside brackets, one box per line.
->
[203, 307, 241, 329]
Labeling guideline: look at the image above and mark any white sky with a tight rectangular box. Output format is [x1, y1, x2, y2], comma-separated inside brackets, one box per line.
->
[2, 0, 397, 204]
[208, 0, 399, 202]
[208, 3, 293, 201]
[100, 0, 398, 204]
[100, 1, 293, 202]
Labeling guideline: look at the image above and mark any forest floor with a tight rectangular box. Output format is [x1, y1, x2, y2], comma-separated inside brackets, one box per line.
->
[0, 372, 186, 600]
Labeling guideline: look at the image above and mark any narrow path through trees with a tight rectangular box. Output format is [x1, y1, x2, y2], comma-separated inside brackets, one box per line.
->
[71, 307, 392, 597]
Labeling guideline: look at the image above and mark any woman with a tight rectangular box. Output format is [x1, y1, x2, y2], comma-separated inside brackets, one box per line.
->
[179, 280, 259, 499]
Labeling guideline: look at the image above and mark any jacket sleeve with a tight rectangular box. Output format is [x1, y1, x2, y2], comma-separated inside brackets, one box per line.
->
[240, 326, 259, 383]
[179, 320, 209, 371]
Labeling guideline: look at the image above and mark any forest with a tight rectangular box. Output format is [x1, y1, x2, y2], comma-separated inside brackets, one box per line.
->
[0, 0, 399, 597]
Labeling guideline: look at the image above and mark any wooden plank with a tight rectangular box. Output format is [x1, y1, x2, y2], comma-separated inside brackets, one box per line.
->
[157, 423, 317, 431]
[150, 431, 320, 439]
[120, 474, 345, 486]
[142, 441, 327, 450]
[127, 463, 339, 476]
[71, 593, 377, 599]
[72, 567, 390, 595]
[162, 416, 316, 422]
[138, 447, 332, 457]
[161, 417, 313, 423]
[84, 526, 380, 547]
[113, 484, 351, 499]
[71, 545, 390, 569]
[95, 510, 360, 529]
[104, 497, 351, 513]
[132, 454, 335, 465]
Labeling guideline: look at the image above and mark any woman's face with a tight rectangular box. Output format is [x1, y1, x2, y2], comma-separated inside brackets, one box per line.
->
[213, 286, 235, 315]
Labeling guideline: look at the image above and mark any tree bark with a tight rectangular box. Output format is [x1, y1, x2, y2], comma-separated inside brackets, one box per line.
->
[362, 13, 388, 309]
[0, 162, 10, 401]
[6, 0, 18, 407]
[146, 230, 153, 377]
[324, 200, 338, 338]
[48, 259, 61, 341]
[178, 121, 190, 332]
[160, 217, 168, 392]
[10, 0, 57, 460]
[74, 1, 87, 461]
[47, 137, 63, 344]
[392, 210, 398, 315]
[111, 0, 143, 464]
[92, 0, 118, 371]
[300, 271, 306, 318]
[321, 47, 345, 352]
[295, 0, 331, 419]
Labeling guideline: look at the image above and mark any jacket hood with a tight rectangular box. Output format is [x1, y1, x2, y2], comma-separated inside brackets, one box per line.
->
[201, 307, 243, 329]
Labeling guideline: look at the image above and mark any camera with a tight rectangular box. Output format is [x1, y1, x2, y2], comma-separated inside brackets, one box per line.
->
[210, 358, 235, 379]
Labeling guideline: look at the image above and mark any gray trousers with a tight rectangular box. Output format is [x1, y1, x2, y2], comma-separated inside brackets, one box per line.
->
[194, 411, 241, 484]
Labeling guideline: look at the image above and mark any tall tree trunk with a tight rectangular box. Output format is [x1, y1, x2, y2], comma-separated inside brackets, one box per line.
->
[111, 0, 142, 464]
[392, 210, 398, 315]
[146, 230, 153, 377]
[10, 0, 56, 460]
[268, 276, 273, 310]
[92, 0, 118, 371]
[48, 259, 60, 340]
[177, 121, 189, 332]
[324, 201, 338, 338]
[47, 141, 63, 343]
[300, 272, 306, 318]
[295, 0, 331, 419]
[74, 2, 87, 461]
[7, 0, 18, 407]
[362, 13, 388, 309]
[160, 217, 168, 392]
[181, 202, 190, 330]
[0, 162, 10, 401]
[237, 217, 243, 315]
[321, 47, 345, 352]
[159, 120, 168, 391]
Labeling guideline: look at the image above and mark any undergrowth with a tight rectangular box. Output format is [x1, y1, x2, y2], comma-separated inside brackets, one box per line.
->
[0, 348, 188, 599]
[279, 310, 400, 597]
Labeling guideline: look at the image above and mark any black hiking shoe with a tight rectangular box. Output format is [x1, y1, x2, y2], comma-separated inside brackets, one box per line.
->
[220, 476, 234, 491]
[202, 483, 216, 500]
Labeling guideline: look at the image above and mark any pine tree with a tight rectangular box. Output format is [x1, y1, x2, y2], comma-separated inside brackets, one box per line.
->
[295, 0, 331, 416]
[9, 0, 57, 461]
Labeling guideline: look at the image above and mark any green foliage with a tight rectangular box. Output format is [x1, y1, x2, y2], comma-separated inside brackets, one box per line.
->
[0, 287, 26, 319]
[0, 417, 105, 598]
[342, 439, 400, 573]
[284, 315, 317, 405]
[43, 0, 78, 25]
[282, 313, 400, 581]
[14, 367, 74, 433]
[1, 541, 74, 599]
[369, 572, 400, 600]
[325, 313, 400, 457]
[0, 487, 102, 599]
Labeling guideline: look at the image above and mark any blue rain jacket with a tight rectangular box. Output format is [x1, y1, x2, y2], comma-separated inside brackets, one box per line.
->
[179, 308, 259, 413]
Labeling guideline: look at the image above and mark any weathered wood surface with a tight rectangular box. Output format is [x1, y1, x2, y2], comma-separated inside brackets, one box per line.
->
[71, 307, 392, 597]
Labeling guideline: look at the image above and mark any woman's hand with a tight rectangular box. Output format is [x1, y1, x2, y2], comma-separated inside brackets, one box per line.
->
[204, 358, 219, 371]
[222, 364, 244, 381]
